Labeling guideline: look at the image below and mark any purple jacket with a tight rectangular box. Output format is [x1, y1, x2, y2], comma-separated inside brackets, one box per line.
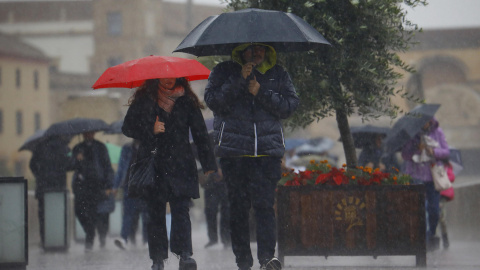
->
[401, 118, 450, 182]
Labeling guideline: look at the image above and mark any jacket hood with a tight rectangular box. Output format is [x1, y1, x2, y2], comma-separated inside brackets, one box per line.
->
[428, 117, 440, 131]
[231, 43, 276, 74]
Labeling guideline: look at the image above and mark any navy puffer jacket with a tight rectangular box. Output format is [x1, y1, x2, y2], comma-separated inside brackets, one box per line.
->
[205, 60, 299, 158]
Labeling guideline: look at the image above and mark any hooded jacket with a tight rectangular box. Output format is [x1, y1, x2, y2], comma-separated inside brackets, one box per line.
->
[401, 117, 450, 182]
[204, 43, 299, 158]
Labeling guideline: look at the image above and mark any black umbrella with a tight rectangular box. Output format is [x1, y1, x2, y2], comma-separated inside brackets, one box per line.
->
[338, 125, 390, 149]
[105, 120, 123, 135]
[384, 104, 441, 153]
[173, 8, 330, 56]
[18, 129, 46, 151]
[44, 118, 109, 137]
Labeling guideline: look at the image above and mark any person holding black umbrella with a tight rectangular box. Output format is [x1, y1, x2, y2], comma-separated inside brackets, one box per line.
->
[72, 131, 114, 251]
[29, 135, 73, 246]
[204, 43, 299, 270]
[401, 117, 450, 251]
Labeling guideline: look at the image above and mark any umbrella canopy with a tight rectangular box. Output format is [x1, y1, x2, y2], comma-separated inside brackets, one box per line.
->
[284, 138, 309, 151]
[105, 120, 123, 135]
[384, 104, 441, 154]
[173, 8, 330, 56]
[295, 137, 335, 156]
[18, 129, 46, 151]
[339, 125, 390, 149]
[44, 118, 109, 137]
[92, 56, 211, 89]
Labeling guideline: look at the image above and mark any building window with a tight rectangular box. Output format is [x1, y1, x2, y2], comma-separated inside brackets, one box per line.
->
[16, 111, 23, 135]
[107, 12, 122, 36]
[107, 57, 123, 67]
[16, 68, 21, 88]
[34, 70, 39, 90]
[34, 112, 41, 131]
[0, 109, 3, 134]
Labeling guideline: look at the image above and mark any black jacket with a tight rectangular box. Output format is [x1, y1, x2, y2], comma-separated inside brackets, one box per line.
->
[205, 61, 299, 158]
[72, 139, 114, 199]
[122, 94, 217, 199]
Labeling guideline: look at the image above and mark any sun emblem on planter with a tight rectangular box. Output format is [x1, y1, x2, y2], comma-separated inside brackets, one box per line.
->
[335, 196, 366, 232]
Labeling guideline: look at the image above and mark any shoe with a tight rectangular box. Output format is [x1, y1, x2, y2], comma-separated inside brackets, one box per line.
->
[114, 238, 127, 250]
[260, 257, 282, 270]
[179, 252, 197, 270]
[427, 236, 440, 252]
[99, 237, 106, 248]
[204, 241, 217, 248]
[151, 260, 164, 270]
[85, 242, 93, 252]
[442, 233, 450, 249]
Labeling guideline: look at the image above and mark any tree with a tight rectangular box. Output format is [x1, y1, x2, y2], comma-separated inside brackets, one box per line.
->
[224, 0, 426, 168]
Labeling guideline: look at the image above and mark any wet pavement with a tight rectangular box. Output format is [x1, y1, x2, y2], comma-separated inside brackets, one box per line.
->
[26, 222, 480, 270]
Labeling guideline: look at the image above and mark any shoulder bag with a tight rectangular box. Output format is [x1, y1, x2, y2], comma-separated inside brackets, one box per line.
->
[127, 147, 157, 198]
[431, 163, 452, 191]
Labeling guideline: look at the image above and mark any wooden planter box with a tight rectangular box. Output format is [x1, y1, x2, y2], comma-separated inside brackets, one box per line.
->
[276, 185, 427, 267]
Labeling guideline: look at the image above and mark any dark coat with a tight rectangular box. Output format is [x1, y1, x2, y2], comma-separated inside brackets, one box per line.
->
[204, 60, 299, 158]
[29, 137, 73, 196]
[72, 139, 114, 201]
[122, 94, 217, 199]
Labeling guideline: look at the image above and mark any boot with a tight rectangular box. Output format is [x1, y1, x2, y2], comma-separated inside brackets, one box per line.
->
[427, 236, 440, 251]
[442, 233, 450, 249]
[151, 260, 164, 270]
[179, 252, 197, 270]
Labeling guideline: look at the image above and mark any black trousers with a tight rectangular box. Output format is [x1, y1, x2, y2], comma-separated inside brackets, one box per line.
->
[147, 179, 192, 262]
[204, 181, 230, 245]
[220, 157, 281, 269]
[75, 195, 108, 246]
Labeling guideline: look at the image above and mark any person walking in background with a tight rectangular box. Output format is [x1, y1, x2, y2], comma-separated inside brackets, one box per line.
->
[358, 134, 400, 173]
[201, 158, 230, 249]
[401, 117, 450, 251]
[204, 43, 299, 270]
[29, 135, 73, 247]
[112, 139, 149, 249]
[122, 77, 217, 270]
[72, 131, 114, 251]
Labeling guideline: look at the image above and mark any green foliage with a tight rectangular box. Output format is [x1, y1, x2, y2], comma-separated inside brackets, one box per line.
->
[224, 0, 427, 129]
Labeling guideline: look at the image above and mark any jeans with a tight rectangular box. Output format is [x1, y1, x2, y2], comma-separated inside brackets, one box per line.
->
[415, 180, 440, 239]
[121, 196, 149, 244]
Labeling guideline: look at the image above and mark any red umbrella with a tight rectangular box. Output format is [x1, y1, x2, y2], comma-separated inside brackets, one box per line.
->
[92, 55, 211, 89]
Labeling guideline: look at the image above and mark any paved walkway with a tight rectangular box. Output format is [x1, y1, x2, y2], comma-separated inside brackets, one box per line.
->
[26, 222, 480, 270]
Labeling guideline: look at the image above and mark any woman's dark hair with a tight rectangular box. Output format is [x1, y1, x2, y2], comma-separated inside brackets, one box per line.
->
[127, 77, 204, 109]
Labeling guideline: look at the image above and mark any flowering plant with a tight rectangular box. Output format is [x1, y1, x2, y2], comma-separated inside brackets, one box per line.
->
[278, 160, 411, 186]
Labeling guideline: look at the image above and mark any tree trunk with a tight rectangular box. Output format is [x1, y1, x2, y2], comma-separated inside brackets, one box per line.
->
[336, 107, 357, 168]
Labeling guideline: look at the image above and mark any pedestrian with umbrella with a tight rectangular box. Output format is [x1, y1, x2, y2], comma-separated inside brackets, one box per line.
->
[71, 130, 114, 251]
[346, 125, 399, 173]
[175, 8, 329, 270]
[397, 104, 450, 251]
[26, 134, 74, 247]
[93, 56, 217, 270]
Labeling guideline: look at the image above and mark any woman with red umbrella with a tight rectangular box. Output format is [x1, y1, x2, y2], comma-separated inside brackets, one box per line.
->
[122, 77, 217, 270]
